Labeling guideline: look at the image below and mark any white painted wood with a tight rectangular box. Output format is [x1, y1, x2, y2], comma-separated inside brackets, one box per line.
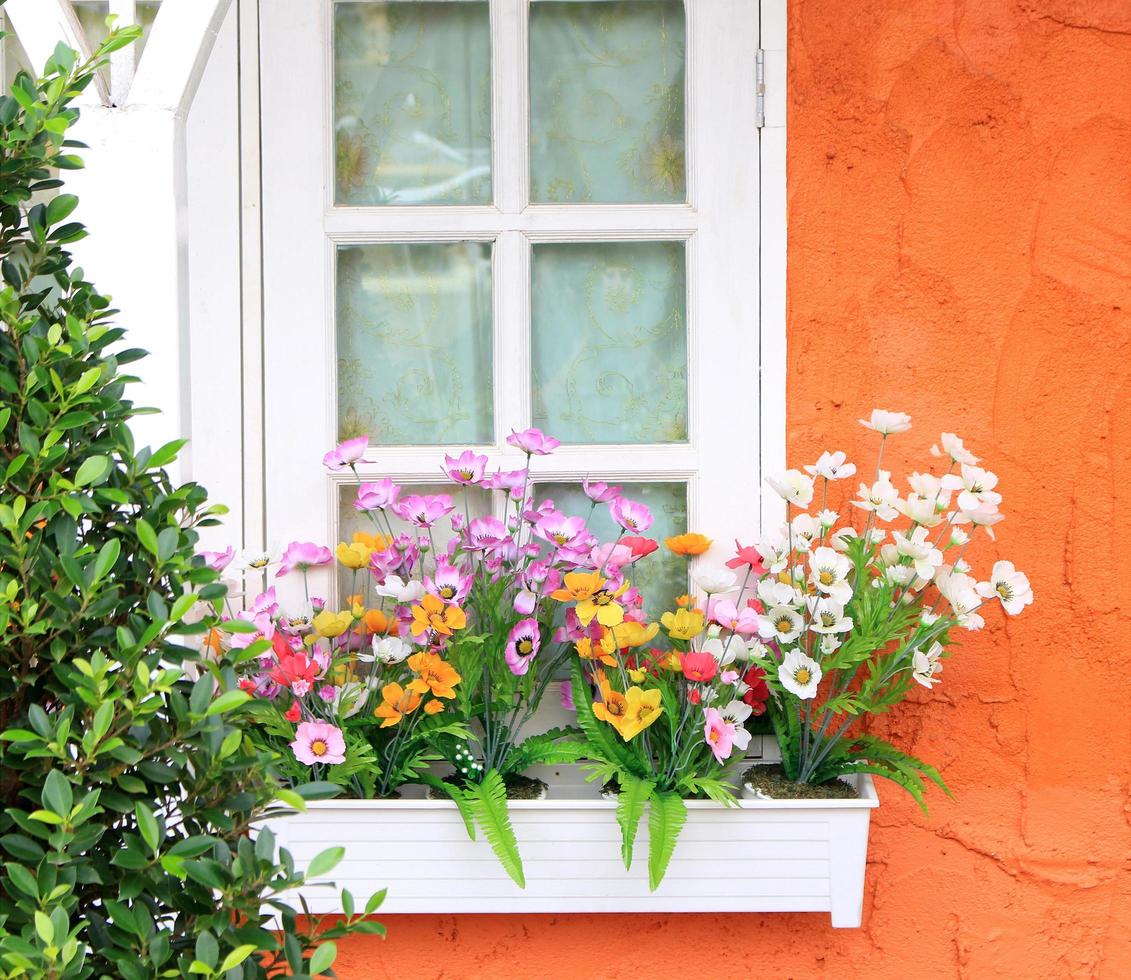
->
[127, 0, 233, 115]
[108, 0, 137, 106]
[260, 771, 876, 923]
[4, 0, 106, 103]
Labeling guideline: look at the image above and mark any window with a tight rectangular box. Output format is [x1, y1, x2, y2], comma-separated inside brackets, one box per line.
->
[260, 0, 764, 607]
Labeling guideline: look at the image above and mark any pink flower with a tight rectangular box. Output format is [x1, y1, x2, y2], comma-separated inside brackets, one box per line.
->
[484, 468, 527, 499]
[507, 427, 560, 455]
[514, 589, 537, 615]
[583, 477, 620, 503]
[709, 598, 760, 637]
[356, 479, 400, 511]
[199, 546, 235, 572]
[534, 511, 589, 549]
[290, 721, 346, 765]
[703, 708, 737, 763]
[560, 680, 575, 711]
[726, 541, 767, 573]
[465, 516, 510, 551]
[393, 494, 455, 528]
[277, 541, 333, 577]
[590, 541, 633, 571]
[323, 436, 368, 471]
[621, 536, 659, 560]
[425, 563, 472, 603]
[610, 498, 654, 534]
[443, 450, 488, 485]
[505, 619, 541, 675]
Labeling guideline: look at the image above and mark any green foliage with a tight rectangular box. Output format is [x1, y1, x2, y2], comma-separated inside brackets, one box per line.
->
[463, 770, 524, 888]
[646, 791, 687, 892]
[613, 774, 653, 870]
[0, 37, 380, 978]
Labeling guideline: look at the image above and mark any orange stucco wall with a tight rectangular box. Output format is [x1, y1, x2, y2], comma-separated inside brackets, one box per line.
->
[335, 2, 1131, 976]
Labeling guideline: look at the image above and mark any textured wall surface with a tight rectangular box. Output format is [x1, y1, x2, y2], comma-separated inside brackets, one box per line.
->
[334, 2, 1131, 976]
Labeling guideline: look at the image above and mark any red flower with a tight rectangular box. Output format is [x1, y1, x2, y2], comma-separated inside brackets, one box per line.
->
[284, 701, 301, 723]
[726, 540, 766, 574]
[268, 650, 319, 693]
[238, 678, 257, 694]
[621, 536, 659, 559]
[687, 687, 702, 705]
[679, 651, 718, 683]
[742, 665, 770, 709]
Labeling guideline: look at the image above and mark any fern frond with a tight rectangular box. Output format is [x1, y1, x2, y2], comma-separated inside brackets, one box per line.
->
[418, 772, 477, 841]
[570, 661, 648, 778]
[467, 769, 526, 888]
[647, 790, 687, 891]
[615, 774, 655, 869]
[503, 726, 587, 774]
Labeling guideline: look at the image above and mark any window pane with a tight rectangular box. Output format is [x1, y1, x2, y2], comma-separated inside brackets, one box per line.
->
[531, 241, 687, 444]
[336, 242, 494, 445]
[529, 0, 686, 203]
[334, 1, 492, 205]
[537, 481, 688, 616]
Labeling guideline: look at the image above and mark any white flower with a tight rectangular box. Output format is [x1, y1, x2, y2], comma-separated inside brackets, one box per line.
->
[333, 681, 367, 718]
[765, 469, 815, 508]
[808, 546, 853, 604]
[370, 635, 411, 665]
[807, 596, 853, 634]
[693, 566, 737, 594]
[236, 548, 277, 572]
[804, 451, 857, 481]
[936, 569, 985, 630]
[757, 605, 805, 643]
[931, 432, 979, 466]
[778, 649, 822, 699]
[818, 634, 842, 655]
[941, 464, 1002, 513]
[896, 493, 945, 528]
[790, 513, 821, 551]
[912, 642, 944, 688]
[720, 698, 754, 726]
[949, 528, 970, 547]
[851, 470, 900, 522]
[976, 560, 1033, 616]
[701, 636, 739, 667]
[817, 509, 839, 528]
[859, 409, 912, 434]
[893, 527, 944, 581]
[951, 502, 1005, 539]
[755, 531, 791, 573]
[757, 578, 803, 609]
[374, 575, 425, 603]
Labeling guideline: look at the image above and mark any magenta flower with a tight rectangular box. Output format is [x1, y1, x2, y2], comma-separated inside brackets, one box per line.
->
[506, 427, 560, 455]
[709, 598, 761, 637]
[199, 545, 235, 572]
[513, 589, 537, 615]
[534, 511, 589, 549]
[583, 477, 620, 503]
[465, 516, 509, 551]
[277, 541, 333, 577]
[425, 563, 472, 603]
[393, 494, 455, 529]
[290, 721, 346, 765]
[505, 618, 541, 676]
[484, 468, 527, 500]
[610, 498, 654, 534]
[443, 449, 488, 485]
[355, 478, 400, 511]
[703, 707, 737, 764]
[559, 680, 575, 712]
[322, 436, 368, 471]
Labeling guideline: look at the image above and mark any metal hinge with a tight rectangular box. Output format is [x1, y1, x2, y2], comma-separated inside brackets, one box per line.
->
[755, 49, 766, 128]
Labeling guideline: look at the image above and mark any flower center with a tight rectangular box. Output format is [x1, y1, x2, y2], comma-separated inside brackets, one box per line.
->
[458, 469, 474, 481]
[311, 740, 328, 757]
[996, 582, 1014, 601]
[552, 532, 570, 544]
[794, 668, 812, 685]
[775, 616, 793, 634]
[249, 557, 268, 568]
[820, 613, 836, 627]
[594, 591, 613, 605]
[518, 639, 534, 655]
[439, 586, 456, 599]
[818, 569, 834, 585]
[607, 700, 626, 718]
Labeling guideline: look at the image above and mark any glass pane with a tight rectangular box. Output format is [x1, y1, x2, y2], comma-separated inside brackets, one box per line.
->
[529, 0, 686, 203]
[531, 241, 687, 444]
[336, 242, 494, 445]
[337, 481, 491, 604]
[334, 1, 492, 205]
[537, 481, 688, 616]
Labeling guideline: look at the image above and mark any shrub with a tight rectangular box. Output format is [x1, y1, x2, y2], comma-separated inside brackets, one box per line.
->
[0, 33, 381, 980]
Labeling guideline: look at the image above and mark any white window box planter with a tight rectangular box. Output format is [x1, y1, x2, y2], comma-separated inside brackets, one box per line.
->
[262, 760, 878, 927]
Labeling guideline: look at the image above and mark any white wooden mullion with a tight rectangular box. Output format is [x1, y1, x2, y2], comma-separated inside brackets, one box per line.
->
[107, 0, 137, 106]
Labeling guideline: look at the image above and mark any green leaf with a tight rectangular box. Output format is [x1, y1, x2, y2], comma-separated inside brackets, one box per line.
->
[136, 518, 158, 556]
[305, 846, 345, 880]
[615, 775, 655, 870]
[364, 888, 387, 915]
[45, 193, 78, 225]
[646, 790, 687, 891]
[418, 773, 475, 840]
[204, 689, 250, 717]
[465, 770, 525, 887]
[308, 941, 337, 976]
[135, 801, 160, 855]
[42, 769, 73, 816]
[73, 454, 110, 487]
[219, 944, 257, 973]
[91, 537, 120, 584]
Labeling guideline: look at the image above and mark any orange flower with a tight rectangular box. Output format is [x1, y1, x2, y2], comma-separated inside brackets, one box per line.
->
[362, 607, 398, 635]
[201, 628, 223, 657]
[593, 685, 629, 736]
[665, 533, 712, 556]
[575, 630, 618, 667]
[407, 651, 461, 699]
[550, 570, 604, 603]
[352, 530, 389, 551]
[424, 699, 445, 716]
[374, 682, 421, 727]
[410, 594, 467, 637]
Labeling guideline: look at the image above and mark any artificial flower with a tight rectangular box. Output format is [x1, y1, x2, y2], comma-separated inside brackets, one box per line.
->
[620, 535, 659, 559]
[660, 608, 706, 641]
[535, 511, 589, 549]
[931, 432, 979, 466]
[332, 681, 367, 719]
[277, 541, 333, 577]
[425, 564, 472, 603]
[892, 527, 944, 581]
[369, 634, 411, 665]
[665, 533, 712, 556]
[679, 651, 718, 682]
[851, 471, 900, 522]
[975, 560, 1033, 615]
[593, 685, 629, 736]
[614, 620, 660, 648]
[859, 409, 912, 434]
[740, 665, 770, 711]
[362, 608, 398, 636]
[355, 479, 400, 511]
[765, 469, 815, 508]
[374, 682, 422, 727]
[778, 649, 822, 699]
[610, 498, 654, 534]
[757, 605, 805, 644]
[942, 464, 1002, 513]
[703, 707, 739, 763]
[574, 578, 629, 628]
[409, 594, 467, 637]
[912, 642, 944, 688]
[620, 687, 663, 740]
[708, 598, 760, 637]
[335, 541, 371, 569]
[726, 541, 767, 573]
[283, 701, 301, 723]
[550, 570, 605, 603]
[290, 721, 346, 765]
[394, 494, 455, 529]
[583, 477, 620, 503]
[235, 548, 276, 572]
[936, 569, 986, 630]
[312, 609, 352, 639]
[505, 619, 541, 676]
[443, 449, 488, 485]
[808, 546, 854, 604]
[374, 575, 425, 604]
[199, 546, 235, 572]
[693, 566, 738, 594]
[322, 436, 368, 471]
[804, 450, 857, 481]
[407, 651, 461, 698]
[507, 427, 560, 455]
[807, 596, 853, 634]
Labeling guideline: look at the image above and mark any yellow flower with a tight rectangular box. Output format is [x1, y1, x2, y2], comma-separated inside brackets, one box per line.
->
[576, 579, 630, 629]
[660, 608, 706, 641]
[674, 594, 698, 609]
[374, 682, 421, 728]
[550, 570, 605, 603]
[313, 609, 353, 639]
[665, 533, 712, 556]
[619, 686, 663, 741]
[336, 541, 371, 569]
[614, 621, 659, 649]
[410, 594, 467, 637]
[575, 629, 618, 667]
[352, 530, 389, 551]
[628, 668, 647, 683]
[407, 651, 461, 699]
[593, 686, 629, 737]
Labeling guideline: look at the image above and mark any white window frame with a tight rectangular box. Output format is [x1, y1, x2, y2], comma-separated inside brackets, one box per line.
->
[244, 0, 785, 600]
